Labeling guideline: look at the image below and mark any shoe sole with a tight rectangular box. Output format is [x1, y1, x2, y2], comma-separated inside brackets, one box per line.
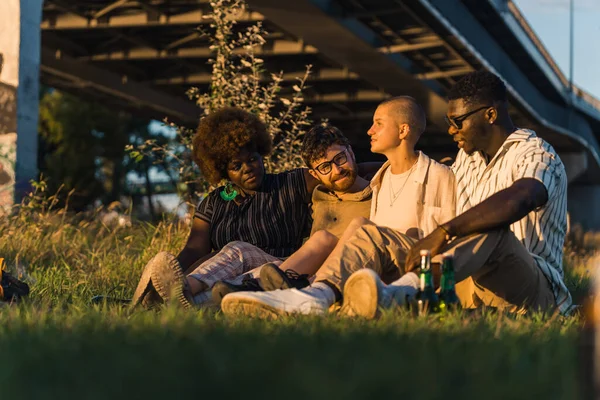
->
[221, 296, 284, 320]
[211, 282, 237, 305]
[150, 252, 192, 309]
[130, 257, 156, 309]
[341, 269, 380, 319]
[260, 263, 291, 291]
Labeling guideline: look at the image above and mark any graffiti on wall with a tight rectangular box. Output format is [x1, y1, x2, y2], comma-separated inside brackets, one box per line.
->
[0, 52, 17, 214]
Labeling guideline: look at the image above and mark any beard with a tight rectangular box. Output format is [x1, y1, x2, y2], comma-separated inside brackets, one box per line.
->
[328, 167, 357, 192]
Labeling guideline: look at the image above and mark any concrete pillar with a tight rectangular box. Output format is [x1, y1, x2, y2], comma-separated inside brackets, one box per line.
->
[0, 0, 43, 213]
[561, 151, 588, 183]
[568, 185, 600, 231]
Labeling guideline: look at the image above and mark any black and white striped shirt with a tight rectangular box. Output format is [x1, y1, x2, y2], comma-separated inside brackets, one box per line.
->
[452, 129, 571, 313]
[194, 169, 310, 258]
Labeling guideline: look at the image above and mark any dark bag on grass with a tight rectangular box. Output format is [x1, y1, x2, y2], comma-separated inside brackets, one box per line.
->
[0, 266, 30, 303]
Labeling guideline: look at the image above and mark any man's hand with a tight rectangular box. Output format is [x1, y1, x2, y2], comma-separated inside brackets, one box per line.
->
[404, 227, 449, 273]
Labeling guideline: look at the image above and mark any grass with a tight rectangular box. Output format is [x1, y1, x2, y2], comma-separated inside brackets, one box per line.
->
[0, 201, 596, 400]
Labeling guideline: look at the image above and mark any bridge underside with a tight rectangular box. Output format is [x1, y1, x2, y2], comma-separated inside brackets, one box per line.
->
[40, 1, 600, 189]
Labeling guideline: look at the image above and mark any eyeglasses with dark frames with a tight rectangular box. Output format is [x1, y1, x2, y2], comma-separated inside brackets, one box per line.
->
[445, 105, 492, 130]
[313, 149, 349, 175]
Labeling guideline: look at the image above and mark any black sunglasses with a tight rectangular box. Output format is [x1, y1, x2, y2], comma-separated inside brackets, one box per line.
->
[313, 149, 348, 175]
[445, 105, 492, 130]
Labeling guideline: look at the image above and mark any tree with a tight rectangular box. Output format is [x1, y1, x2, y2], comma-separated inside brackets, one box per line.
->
[131, 0, 314, 204]
[38, 90, 108, 210]
[38, 90, 173, 214]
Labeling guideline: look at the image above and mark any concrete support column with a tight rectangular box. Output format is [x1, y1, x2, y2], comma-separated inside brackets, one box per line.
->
[568, 185, 600, 231]
[0, 0, 43, 213]
[561, 151, 588, 183]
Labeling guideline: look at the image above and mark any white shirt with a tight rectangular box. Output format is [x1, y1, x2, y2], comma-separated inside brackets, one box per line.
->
[451, 128, 571, 314]
[370, 151, 456, 239]
[371, 167, 420, 238]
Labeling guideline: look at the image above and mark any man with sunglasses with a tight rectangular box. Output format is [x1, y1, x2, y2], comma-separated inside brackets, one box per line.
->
[338, 70, 571, 317]
[223, 70, 572, 318]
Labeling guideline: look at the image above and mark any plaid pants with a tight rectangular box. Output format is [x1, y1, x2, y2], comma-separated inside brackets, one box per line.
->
[188, 241, 283, 305]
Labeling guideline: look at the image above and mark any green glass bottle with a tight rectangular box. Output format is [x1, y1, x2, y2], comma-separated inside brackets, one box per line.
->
[439, 253, 461, 312]
[415, 250, 440, 316]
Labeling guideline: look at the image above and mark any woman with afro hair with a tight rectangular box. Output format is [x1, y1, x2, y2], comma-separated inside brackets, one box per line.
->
[131, 107, 327, 308]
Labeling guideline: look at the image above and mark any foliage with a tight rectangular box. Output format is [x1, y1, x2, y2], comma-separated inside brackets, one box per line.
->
[38, 90, 172, 214]
[38, 90, 109, 209]
[131, 0, 314, 202]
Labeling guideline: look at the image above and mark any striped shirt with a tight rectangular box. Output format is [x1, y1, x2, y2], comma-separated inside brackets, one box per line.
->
[451, 128, 571, 314]
[194, 169, 310, 258]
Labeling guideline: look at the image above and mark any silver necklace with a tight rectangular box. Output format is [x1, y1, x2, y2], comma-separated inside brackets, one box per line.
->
[388, 163, 416, 207]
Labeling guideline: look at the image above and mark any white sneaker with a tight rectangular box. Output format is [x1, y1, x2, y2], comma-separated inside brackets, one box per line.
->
[221, 289, 330, 319]
[341, 269, 414, 319]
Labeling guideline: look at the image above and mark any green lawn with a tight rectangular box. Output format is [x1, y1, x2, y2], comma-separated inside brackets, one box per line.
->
[0, 205, 594, 399]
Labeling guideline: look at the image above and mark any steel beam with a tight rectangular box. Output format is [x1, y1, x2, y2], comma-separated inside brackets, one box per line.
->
[94, 0, 130, 20]
[151, 68, 359, 85]
[44, 0, 88, 20]
[132, 1, 165, 18]
[40, 47, 200, 124]
[346, 7, 404, 19]
[307, 90, 389, 103]
[378, 39, 444, 54]
[487, 1, 568, 100]
[415, 68, 473, 80]
[165, 32, 202, 51]
[80, 39, 318, 61]
[245, 0, 451, 129]
[43, 31, 89, 56]
[41, 8, 264, 30]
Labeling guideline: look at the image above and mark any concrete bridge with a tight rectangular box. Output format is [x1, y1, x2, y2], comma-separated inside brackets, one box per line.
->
[1, 0, 599, 228]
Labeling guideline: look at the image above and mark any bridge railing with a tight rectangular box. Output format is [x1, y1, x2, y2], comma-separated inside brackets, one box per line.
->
[574, 86, 600, 113]
[508, 0, 600, 114]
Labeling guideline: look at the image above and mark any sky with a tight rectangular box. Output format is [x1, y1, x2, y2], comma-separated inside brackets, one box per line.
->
[514, 0, 600, 99]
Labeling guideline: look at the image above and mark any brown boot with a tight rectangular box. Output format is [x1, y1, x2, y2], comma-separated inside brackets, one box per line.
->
[150, 252, 192, 309]
[131, 252, 173, 309]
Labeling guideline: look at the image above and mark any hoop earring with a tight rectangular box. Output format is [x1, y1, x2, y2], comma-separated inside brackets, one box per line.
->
[220, 182, 238, 201]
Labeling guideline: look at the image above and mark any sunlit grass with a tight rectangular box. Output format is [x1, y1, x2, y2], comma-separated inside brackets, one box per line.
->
[0, 197, 595, 399]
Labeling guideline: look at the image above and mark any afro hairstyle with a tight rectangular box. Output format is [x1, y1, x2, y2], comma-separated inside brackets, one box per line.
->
[192, 107, 272, 184]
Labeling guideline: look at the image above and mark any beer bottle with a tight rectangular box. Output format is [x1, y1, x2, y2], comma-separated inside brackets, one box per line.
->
[439, 253, 461, 312]
[415, 250, 440, 316]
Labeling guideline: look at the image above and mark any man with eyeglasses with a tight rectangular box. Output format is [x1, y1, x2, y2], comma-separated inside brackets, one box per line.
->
[207, 124, 376, 302]
[220, 96, 457, 316]
[301, 125, 374, 239]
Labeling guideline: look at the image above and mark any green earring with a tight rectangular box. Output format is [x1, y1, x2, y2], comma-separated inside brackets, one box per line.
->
[220, 182, 238, 201]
